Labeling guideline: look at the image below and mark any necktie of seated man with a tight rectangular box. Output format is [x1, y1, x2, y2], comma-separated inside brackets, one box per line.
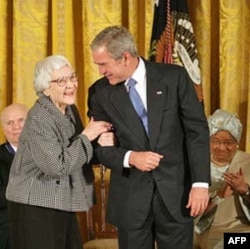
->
[127, 78, 148, 135]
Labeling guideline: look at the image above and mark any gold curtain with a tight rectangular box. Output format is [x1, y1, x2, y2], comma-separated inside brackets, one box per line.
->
[0, 0, 154, 142]
[188, 0, 250, 151]
[0, 0, 250, 152]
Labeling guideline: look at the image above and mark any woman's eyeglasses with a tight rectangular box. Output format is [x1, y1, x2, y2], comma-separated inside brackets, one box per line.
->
[50, 72, 78, 87]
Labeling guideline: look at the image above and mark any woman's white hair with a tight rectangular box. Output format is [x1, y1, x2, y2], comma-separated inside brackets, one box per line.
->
[33, 55, 72, 96]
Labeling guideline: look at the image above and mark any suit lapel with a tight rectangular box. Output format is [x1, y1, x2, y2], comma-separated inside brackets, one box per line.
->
[146, 65, 166, 150]
[1, 143, 15, 163]
[110, 83, 148, 144]
[109, 60, 166, 149]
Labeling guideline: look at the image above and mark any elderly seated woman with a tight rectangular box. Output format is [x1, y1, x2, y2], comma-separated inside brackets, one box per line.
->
[194, 109, 250, 249]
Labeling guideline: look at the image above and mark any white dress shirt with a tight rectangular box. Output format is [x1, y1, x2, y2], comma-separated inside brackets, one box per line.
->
[123, 57, 208, 188]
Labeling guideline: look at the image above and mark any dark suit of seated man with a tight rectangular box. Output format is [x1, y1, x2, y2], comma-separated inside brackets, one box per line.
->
[0, 103, 28, 249]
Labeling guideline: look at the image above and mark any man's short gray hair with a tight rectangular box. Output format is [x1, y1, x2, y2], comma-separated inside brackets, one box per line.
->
[90, 26, 138, 60]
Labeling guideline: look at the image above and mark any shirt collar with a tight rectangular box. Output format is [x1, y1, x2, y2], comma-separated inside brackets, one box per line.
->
[5, 142, 17, 154]
[125, 57, 146, 87]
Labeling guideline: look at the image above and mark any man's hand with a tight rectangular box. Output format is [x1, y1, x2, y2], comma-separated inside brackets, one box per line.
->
[186, 187, 209, 217]
[129, 151, 163, 171]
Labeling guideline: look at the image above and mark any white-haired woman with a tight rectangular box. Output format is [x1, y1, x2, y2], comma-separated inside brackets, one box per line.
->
[194, 109, 250, 249]
[6, 55, 113, 249]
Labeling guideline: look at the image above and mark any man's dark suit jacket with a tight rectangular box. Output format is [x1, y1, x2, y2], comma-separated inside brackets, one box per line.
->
[88, 60, 210, 230]
[0, 142, 13, 248]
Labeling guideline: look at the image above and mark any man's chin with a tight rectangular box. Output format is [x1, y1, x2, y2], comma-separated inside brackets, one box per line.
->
[107, 78, 122, 85]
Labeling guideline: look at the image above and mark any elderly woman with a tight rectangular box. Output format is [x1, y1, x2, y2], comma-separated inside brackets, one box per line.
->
[194, 109, 250, 249]
[6, 55, 113, 249]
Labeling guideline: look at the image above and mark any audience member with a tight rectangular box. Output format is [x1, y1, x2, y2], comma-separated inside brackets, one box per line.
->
[0, 103, 28, 249]
[194, 109, 250, 249]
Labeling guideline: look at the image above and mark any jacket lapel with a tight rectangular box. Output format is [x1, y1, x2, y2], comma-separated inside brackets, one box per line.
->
[110, 83, 148, 145]
[146, 65, 166, 150]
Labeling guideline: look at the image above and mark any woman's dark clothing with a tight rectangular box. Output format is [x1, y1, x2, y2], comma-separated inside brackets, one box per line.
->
[8, 201, 83, 249]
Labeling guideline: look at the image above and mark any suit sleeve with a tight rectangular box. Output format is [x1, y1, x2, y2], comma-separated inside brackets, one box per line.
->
[88, 83, 128, 174]
[177, 67, 210, 184]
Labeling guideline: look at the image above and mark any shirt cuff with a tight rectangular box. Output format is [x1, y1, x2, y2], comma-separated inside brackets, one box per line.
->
[123, 151, 132, 168]
[192, 182, 209, 188]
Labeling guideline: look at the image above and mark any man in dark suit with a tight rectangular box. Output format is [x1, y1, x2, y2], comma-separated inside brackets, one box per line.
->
[87, 26, 210, 249]
[0, 103, 28, 249]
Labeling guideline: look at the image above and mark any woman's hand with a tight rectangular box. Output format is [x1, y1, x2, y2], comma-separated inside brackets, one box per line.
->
[224, 168, 249, 195]
[217, 182, 233, 198]
[97, 132, 115, 146]
[82, 117, 112, 141]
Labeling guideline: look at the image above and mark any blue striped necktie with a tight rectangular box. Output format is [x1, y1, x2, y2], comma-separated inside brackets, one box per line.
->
[127, 78, 148, 134]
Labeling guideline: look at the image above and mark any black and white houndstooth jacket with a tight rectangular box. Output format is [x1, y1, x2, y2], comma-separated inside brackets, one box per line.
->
[6, 95, 94, 212]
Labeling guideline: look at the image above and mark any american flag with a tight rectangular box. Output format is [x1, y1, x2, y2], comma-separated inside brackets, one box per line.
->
[149, 0, 203, 102]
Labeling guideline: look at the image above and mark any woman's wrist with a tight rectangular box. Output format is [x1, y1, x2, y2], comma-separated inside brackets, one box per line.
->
[240, 184, 250, 196]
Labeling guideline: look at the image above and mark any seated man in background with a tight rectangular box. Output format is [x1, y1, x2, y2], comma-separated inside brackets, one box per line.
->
[194, 109, 250, 249]
[0, 103, 29, 249]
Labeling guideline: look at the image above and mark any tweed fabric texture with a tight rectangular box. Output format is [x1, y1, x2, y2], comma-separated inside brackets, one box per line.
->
[6, 95, 94, 212]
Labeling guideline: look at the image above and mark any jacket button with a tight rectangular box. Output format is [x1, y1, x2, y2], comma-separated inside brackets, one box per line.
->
[56, 180, 60, 184]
